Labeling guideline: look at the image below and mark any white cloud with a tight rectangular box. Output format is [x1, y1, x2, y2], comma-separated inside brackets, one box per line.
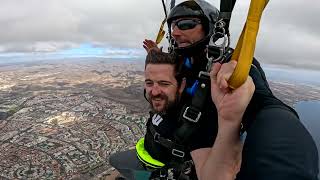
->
[0, 0, 319, 68]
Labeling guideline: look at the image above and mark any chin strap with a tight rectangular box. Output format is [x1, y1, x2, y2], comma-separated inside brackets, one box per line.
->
[228, 0, 269, 89]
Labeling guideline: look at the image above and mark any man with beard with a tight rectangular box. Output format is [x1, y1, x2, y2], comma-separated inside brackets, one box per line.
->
[109, 48, 318, 180]
[109, 50, 251, 180]
[108, 50, 187, 180]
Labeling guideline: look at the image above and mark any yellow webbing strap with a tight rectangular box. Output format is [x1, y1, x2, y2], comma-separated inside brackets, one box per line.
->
[228, 0, 269, 89]
[155, 19, 166, 45]
[136, 138, 165, 168]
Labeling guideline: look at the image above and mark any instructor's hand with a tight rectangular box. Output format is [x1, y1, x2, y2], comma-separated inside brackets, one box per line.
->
[210, 61, 255, 127]
[143, 39, 162, 53]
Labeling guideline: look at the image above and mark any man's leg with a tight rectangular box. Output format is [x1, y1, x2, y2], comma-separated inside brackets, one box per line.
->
[109, 149, 146, 180]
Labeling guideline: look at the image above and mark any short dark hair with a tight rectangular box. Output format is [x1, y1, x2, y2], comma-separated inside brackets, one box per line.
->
[145, 49, 184, 86]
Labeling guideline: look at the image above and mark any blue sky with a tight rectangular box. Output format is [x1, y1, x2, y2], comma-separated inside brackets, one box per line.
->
[59, 44, 145, 59]
[0, 44, 145, 61]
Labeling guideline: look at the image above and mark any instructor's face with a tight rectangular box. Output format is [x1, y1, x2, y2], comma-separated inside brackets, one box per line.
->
[171, 18, 206, 48]
[144, 64, 183, 113]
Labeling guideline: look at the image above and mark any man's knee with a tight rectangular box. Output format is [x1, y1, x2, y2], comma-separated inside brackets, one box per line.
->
[109, 149, 140, 169]
[109, 152, 122, 168]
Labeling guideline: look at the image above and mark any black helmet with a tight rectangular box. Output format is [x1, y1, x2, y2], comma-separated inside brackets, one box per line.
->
[167, 0, 220, 56]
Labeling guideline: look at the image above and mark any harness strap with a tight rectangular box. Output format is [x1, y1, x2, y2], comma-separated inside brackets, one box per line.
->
[155, 19, 166, 45]
[149, 125, 186, 160]
[219, 0, 236, 36]
[174, 71, 211, 144]
[228, 0, 269, 89]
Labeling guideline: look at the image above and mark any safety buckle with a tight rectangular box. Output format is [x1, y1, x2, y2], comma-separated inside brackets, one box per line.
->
[206, 19, 230, 69]
[172, 149, 185, 158]
[182, 107, 201, 123]
[182, 160, 194, 175]
[159, 169, 167, 178]
[198, 71, 210, 79]
[154, 132, 160, 143]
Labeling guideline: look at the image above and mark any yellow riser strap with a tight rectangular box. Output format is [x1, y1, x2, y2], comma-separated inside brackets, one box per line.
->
[155, 19, 166, 45]
[228, 0, 269, 89]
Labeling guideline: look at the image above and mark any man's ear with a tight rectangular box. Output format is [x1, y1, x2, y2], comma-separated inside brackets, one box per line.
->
[178, 77, 186, 94]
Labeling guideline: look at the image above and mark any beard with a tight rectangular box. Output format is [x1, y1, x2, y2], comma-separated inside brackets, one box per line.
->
[149, 92, 181, 116]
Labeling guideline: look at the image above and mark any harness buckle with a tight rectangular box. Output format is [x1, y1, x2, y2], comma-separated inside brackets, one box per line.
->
[172, 148, 185, 158]
[159, 169, 167, 178]
[154, 132, 160, 143]
[198, 71, 210, 79]
[182, 107, 201, 123]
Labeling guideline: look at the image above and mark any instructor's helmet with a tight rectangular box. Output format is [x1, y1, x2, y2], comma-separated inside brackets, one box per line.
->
[167, 0, 220, 56]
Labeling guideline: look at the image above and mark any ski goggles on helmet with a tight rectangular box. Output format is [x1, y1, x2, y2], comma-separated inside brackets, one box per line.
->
[171, 19, 202, 31]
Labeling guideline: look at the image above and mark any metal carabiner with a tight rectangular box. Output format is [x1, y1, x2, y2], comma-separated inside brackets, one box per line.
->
[168, 34, 175, 53]
[206, 19, 230, 72]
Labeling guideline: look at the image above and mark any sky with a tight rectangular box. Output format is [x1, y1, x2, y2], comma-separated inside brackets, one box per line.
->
[0, 0, 319, 69]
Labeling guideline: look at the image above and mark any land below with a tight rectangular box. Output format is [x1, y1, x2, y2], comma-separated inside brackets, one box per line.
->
[0, 59, 319, 179]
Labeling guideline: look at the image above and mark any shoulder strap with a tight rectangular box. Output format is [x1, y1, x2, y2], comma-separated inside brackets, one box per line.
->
[174, 71, 211, 144]
[219, 0, 237, 36]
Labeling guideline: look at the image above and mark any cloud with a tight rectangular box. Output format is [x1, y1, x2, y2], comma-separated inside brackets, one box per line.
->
[0, 0, 319, 68]
[0, 42, 78, 53]
[0, 0, 162, 50]
[253, 0, 320, 69]
[228, 0, 320, 68]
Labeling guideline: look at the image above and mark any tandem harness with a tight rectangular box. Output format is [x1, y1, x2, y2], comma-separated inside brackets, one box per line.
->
[136, 1, 238, 178]
[136, 135, 195, 180]
[137, 0, 268, 177]
[136, 70, 213, 180]
[175, 0, 238, 144]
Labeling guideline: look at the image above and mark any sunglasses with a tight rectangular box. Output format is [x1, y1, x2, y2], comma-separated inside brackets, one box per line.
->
[171, 19, 202, 31]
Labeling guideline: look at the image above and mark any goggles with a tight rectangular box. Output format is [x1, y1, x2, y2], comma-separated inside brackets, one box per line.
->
[171, 19, 201, 31]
